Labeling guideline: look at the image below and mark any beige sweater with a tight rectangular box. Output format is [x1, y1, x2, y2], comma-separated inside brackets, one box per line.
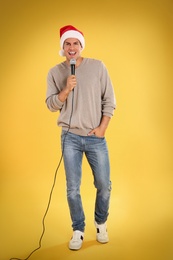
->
[46, 58, 116, 136]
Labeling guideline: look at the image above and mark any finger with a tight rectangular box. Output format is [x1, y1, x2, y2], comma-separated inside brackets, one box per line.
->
[87, 130, 95, 136]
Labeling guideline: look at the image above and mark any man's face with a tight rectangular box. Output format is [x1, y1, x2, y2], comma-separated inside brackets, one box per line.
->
[63, 38, 83, 61]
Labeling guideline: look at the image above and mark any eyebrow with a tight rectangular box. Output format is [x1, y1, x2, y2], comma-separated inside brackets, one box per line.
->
[64, 40, 79, 44]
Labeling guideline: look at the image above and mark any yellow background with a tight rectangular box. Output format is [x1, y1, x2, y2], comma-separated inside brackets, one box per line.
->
[0, 0, 173, 259]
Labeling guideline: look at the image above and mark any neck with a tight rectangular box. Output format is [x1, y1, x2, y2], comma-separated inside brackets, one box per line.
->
[66, 57, 83, 67]
[76, 57, 83, 67]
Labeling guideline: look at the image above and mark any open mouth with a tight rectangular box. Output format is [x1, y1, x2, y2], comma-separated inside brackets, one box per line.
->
[68, 51, 76, 56]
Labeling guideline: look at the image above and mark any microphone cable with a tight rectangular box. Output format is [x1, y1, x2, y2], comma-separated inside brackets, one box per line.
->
[9, 90, 74, 260]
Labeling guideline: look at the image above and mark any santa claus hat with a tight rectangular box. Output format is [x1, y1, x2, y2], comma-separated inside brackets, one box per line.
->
[59, 25, 85, 56]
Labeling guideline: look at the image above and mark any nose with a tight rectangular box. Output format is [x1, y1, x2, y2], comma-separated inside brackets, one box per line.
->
[70, 44, 75, 50]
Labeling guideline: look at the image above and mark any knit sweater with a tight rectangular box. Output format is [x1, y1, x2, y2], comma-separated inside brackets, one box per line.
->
[46, 58, 116, 136]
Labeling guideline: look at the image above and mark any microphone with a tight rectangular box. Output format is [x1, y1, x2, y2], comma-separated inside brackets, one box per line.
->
[70, 58, 76, 75]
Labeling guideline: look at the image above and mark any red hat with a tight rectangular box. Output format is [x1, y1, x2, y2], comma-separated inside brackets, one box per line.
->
[59, 25, 85, 56]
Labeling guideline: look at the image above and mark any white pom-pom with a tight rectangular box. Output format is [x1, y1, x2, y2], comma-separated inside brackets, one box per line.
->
[59, 49, 65, 56]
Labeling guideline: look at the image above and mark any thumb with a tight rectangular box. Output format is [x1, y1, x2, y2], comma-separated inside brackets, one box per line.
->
[87, 129, 95, 136]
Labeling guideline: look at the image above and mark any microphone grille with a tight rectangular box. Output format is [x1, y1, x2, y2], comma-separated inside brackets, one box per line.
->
[70, 58, 76, 65]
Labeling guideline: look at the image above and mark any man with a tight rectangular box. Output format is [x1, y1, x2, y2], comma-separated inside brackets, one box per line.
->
[46, 25, 116, 250]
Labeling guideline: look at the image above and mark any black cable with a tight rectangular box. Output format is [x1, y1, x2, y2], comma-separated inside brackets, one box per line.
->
[9, 90, 74, 260]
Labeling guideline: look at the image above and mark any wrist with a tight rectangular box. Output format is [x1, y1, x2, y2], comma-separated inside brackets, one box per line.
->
[58, 87, 70, 102]
[63, 86, 71, 96]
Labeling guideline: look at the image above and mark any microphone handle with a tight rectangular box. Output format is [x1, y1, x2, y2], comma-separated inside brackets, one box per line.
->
[71, 64, 75, 75]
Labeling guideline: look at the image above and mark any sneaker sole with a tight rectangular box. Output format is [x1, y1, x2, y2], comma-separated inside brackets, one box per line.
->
[69, 244, 82, 250]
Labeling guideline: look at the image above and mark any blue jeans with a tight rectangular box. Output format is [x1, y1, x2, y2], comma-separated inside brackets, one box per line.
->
[61, 130, 112, 232]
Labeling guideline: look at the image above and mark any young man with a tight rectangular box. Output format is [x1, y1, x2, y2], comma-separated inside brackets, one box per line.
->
[46, 25, 116, 250]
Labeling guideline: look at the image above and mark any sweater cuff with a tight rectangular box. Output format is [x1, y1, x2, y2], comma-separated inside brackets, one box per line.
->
[54, 95, 64, 109]
[103, 111, 114, 118]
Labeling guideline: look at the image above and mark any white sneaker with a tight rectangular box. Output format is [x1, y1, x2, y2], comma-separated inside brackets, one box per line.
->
[69, 230, 84, 250]
[95, 221, 109, 243]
